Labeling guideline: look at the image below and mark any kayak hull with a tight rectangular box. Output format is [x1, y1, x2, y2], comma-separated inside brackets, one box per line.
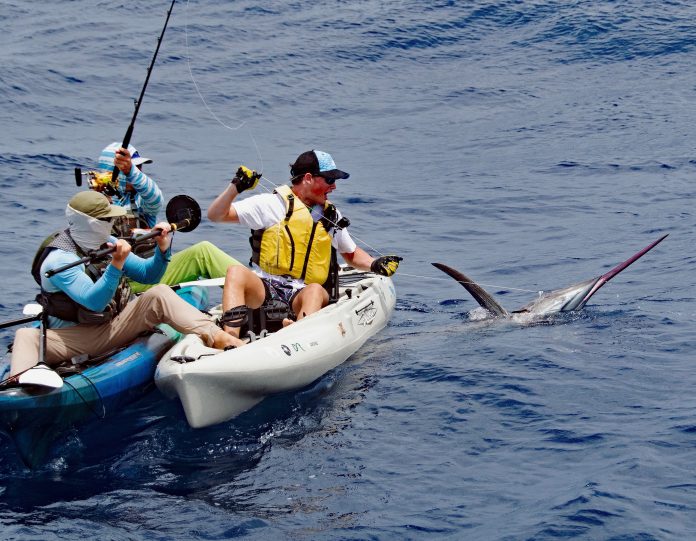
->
[156, 270, 396, 428]
[0, 285, 208, 467]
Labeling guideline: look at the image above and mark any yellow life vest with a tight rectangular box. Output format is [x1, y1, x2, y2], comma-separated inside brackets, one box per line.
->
[251, 185, 333, 285]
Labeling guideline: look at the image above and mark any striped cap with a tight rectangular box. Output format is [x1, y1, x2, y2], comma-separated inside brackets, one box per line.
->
[98, 142, 152, 171]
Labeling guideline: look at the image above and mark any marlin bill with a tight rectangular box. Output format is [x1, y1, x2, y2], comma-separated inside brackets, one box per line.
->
[432, 234, 668, 321]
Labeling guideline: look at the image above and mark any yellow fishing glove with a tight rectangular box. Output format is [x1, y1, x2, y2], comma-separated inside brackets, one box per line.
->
[231, 165, 261, 193]
[370, 255, 403, 277]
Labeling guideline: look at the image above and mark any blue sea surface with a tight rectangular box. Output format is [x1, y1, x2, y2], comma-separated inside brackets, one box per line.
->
[1, 0, 695, 539]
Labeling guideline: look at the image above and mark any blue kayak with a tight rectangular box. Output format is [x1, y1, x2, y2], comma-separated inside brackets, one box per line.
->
[0, 285, 208, 468]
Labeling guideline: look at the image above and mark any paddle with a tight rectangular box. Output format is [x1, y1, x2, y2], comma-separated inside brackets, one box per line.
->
[110, 0, 176, 183]
[0, 303, 44, 331]
[0, 314, 41, 331]
[17, 365, 63, 389]
[45, 195, 201, 278]
[0, 305, 63, 389]
[0, 363, 63, 391]
[175, 277, 226, 289]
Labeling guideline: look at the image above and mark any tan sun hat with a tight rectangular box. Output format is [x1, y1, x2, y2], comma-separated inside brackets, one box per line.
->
[68, 191, 127, 219]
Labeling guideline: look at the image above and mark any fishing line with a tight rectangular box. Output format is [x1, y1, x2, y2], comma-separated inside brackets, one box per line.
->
[398, 271, 541, 294]
[183, 2, 389, 262]
[184, 0, 245, 132]
[250, 177, 541, 295]
[253, 168, 388, 256]
[184, 0, 265, 174]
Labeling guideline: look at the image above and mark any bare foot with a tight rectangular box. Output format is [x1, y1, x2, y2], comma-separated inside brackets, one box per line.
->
[213, 330, 246, 349]
[282, 318, 294, 328]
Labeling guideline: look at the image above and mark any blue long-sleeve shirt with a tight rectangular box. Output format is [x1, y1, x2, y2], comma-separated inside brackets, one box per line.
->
[112, 165, 163, 227]
[40, 237, 170, 328]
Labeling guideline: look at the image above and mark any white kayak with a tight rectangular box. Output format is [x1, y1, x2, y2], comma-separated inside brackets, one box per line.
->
[155, 268, 396, 428]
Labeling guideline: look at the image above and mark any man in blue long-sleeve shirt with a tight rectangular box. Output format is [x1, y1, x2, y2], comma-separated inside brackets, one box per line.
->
[97, 142, 163, 228]
[94, 142, 241, 293]
[10, 191, 238, 379]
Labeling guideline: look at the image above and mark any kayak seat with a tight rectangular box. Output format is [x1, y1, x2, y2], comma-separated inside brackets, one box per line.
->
[217, 300, 290, 338]
[244, 299, 292, 337]
[220, 305, 249, 328]
[234, 249, 340, 339]
[323, 248, 340, 305]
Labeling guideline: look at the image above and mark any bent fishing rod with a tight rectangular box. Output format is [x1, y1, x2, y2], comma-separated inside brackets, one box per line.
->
[45, 194, 200, 278]
[110, 0, 176, 183]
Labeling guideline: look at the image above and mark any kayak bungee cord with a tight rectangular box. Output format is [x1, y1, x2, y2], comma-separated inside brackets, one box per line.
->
[63, 375, 107, 420]
[0, 371, 107, 421]
[0, 363, 109, 420]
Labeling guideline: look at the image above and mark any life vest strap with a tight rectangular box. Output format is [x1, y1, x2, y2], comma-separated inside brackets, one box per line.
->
[285, 194, 295, 222]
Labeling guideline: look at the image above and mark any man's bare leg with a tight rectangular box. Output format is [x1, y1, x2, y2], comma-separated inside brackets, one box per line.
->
[222, 265, 265, 340]
[283, 284, 329, 327]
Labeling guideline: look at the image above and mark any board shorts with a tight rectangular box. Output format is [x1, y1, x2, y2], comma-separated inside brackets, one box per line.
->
[261, 275, 305, 307]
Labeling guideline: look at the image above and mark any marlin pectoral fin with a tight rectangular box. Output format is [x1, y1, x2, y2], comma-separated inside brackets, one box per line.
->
[432, 262, 510, 317]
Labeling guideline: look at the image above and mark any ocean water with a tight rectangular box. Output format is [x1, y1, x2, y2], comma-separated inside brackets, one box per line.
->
[1, 0, 695, 539]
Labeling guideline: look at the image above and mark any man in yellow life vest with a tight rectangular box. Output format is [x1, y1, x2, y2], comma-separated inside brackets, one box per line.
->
[207, 149, 402, 347]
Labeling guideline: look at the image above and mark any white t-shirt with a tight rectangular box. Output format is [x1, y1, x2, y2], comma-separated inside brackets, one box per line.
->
[232, 191, 357, 254]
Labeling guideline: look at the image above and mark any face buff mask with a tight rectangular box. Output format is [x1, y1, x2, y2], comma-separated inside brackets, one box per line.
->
[65, 205, 114, 251]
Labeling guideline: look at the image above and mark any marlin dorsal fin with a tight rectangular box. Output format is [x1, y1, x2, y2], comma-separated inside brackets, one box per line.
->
[432, 263, 510, 317]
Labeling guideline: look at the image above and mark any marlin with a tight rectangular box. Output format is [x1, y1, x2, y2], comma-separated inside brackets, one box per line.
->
[432, 234, 668, 321]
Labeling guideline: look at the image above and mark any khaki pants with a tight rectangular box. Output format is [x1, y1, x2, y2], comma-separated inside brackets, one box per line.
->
[11, 284, 219, 375]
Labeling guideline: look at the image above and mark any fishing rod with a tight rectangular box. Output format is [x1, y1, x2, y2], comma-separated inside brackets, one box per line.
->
[110, 0, 177, 183]
[45, 195, 200, 278]
[45, 227, 177, 278]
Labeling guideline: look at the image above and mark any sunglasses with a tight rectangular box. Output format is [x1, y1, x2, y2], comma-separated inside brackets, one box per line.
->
[314, 174, 336, 185]
[97, 217, 114, 222]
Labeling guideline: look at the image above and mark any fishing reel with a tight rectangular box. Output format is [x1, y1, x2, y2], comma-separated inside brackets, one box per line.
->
[320, 203, 350, 232]
[165, 195, 202, 232]
[74, 167, 121, 197]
